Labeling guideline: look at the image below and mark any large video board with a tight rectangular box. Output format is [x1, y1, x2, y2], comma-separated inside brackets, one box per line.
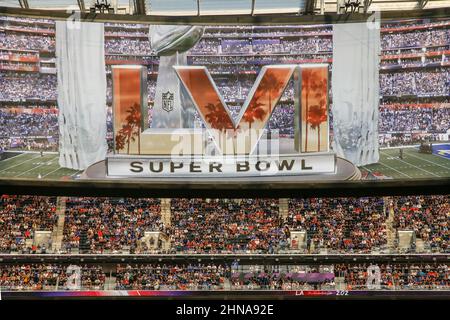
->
[0, 15, 449, 182]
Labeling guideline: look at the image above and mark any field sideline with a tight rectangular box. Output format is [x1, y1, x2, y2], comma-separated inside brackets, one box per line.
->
[360, 147, 450, 179]
[0, 147, 449, 180]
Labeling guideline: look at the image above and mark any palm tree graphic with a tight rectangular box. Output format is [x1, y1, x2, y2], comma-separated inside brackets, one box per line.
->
[303, 69, 327, 152]
[243, 100, 266, 130]
[258, 71, 284, 114]
[307, 104, 327, 151]
[204, 102, 232, 131]
[115, 102, 142, 154]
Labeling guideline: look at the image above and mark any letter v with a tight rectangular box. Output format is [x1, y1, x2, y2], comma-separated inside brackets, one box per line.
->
[175, 65, 295, 155]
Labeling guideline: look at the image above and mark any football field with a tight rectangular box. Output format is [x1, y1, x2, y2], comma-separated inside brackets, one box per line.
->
[0, 152, 82, 180]
[361, 146, 450, 179]
[0, 147, 449, 180]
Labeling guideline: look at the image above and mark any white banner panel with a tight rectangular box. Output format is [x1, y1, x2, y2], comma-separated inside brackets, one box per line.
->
[56, 21, 107, 170]
[107, 154, 336, 178]
[332, 22, 380, 166]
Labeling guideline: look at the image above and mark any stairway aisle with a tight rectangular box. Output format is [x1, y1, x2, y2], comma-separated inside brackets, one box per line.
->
[384, 197, 396, 252]
[51, 196, 67, 253]
[160, 198, 172, 227]
[279, 198, 289, 221]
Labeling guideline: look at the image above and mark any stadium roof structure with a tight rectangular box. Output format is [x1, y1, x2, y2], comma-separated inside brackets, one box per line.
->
[2, 0, 450, 15]
[1, 1, 449, 25]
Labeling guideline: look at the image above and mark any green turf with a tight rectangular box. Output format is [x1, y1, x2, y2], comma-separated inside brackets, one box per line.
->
[360, 148, 450, 179]
[0, 148, 449, 180]
[0, 153, 82, 180]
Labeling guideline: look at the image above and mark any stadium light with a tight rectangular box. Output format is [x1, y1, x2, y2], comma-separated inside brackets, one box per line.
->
[305, 0, 317, 15]
[338, 0, 364, 14]
[131, 0, 146, 14]
[90, 0, 115, 13]
[363, 0, 372, 13]
[77, 0, 86, 12]
[18, 0, 29, 9]
[345, 0, 361, 13]
[418, 0, 429, 9]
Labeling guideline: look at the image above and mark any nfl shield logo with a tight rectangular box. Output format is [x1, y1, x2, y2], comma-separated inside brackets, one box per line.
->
[162, 91, 174, 113]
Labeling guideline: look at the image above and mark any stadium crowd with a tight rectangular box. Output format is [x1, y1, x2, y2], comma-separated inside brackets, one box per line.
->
[231, 265, 336, 290]
[0, 264, 105, 290]
[0, 195, 57, 253]
[202, 26, 332, 38]
[115, 263, 229, 290]
[287, 197, 388, 253]
[168, 199, 286, 254]
[0, 137, 58, 151]
[62, 197, 163, 254]
[382, 29, 449, 49]
[0, 73, 57, 101]
[267, 105, 295, 135]
[211, 80, 294, 103]
[380, 68, 450, 97]
[0, 33, 55, 51]
[392, 195, 448, 252]
[379, 132, 445, 147]
[189, 37, 333, 54]
[379, 106, 450, 133]
[0, 110, 58, 138]
[105, 38, 153, 56]
[0, 195, 447, 254]
[0, 262, 447, 291]
[335, 263, 450, 290]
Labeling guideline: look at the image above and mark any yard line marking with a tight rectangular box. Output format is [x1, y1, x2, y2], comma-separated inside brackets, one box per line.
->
[0, 154, 42, 173]
[0, 153, 28, 163]
[15, 156, 59, 177]
[405, 151, 450, 170]
[377, 161, 412, 179]
[361, 166, 373, 173]
[42, 167, 64, 178]
[71, 170, 83, 177]
[380, 151, 440, 178]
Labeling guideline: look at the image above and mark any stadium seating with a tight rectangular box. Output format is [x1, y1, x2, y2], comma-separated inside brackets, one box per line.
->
[0, 262, 448, 291]
[0, 195, 447, 254]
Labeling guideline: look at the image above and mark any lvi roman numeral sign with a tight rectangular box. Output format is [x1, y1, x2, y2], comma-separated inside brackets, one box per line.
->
[107, 63, 335, 178]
